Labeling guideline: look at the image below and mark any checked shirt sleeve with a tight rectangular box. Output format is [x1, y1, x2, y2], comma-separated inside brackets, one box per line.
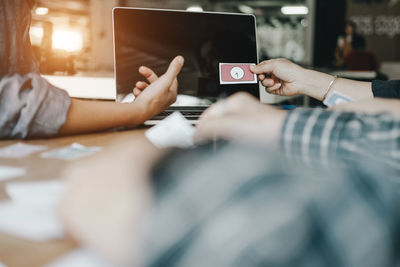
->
[280, 108, 400, 169]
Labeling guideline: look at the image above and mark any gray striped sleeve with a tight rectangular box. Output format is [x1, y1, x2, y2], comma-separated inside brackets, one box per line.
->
[280, 108, 400, 168]
[0, 73, 71, 139]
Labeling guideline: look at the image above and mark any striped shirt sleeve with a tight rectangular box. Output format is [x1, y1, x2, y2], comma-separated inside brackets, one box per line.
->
[280, 108, 400, 169]
[0, 73, 71, 139]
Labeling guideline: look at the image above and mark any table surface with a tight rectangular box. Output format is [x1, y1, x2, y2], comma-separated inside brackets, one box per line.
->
[0, 128, 147, 267]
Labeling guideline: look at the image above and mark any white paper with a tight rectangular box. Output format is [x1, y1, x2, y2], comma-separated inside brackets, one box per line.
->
[145, 112, 196, 149]
[0, 201, 64, 242]
[0, 181, 66, 242]
[0, 143, 47, 159]
[6, 181, 66, 208]
[41, 143, 102, 160]
[0, 262, 7, 267]
[0, 166, 26, 181]
[46, 249, 113, 267]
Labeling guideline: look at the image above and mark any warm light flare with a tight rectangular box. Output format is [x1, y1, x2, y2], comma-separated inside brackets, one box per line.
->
[35, 7, 49, 16]
[52, 29, 83, 52]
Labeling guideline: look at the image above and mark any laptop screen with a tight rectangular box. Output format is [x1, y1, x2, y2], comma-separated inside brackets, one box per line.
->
[113, 8, 259, 103]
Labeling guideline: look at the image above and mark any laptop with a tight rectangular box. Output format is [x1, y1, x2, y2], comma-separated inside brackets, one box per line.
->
[113, 7, 259, 123]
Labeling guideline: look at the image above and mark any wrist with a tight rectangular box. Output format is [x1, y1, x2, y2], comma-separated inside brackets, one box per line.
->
[299, 70, 334, 101]
[125, 102, 148, 126]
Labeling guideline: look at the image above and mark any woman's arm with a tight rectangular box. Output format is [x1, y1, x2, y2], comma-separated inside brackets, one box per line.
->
[57, 99, 145, 135]
[59, 56, 184, 136]
[0, 56, 183, 139]
[58, 56, 184, 136]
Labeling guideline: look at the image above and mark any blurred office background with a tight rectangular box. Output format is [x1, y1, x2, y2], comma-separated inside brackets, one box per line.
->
[30, 0, 400, 102]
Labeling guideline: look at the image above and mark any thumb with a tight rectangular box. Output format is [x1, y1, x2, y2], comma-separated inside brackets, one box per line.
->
[164, 56, 184, 80]
[250, 60, 275, 74]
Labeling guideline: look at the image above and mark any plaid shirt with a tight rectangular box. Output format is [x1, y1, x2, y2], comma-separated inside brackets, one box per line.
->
[142, 110, 400, 267]
[281, 109, 400, 169]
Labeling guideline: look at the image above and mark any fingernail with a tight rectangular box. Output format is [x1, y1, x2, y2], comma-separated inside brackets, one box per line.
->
[276, 83, 282, 88]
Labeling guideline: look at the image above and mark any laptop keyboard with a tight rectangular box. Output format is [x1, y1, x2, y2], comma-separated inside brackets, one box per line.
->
[152, 107, 207, 120]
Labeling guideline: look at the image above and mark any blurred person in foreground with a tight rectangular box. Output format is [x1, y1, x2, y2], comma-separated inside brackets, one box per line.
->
[59, 60, 400, 266]
[0, 0, 183, 139]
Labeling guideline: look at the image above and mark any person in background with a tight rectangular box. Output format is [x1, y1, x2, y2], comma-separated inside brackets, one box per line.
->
[343, 35, 378, 71]
[334, 20, 360, 67]
[0, 0, 183, 139]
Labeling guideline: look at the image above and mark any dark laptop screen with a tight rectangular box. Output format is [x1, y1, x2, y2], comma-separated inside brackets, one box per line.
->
[114, 8, 259, 102]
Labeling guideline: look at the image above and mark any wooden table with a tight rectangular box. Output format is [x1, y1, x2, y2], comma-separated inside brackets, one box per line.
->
[0, 128, 147, 267]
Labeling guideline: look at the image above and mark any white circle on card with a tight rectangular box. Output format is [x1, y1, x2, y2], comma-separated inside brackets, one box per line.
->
[230, 67, 244, 80]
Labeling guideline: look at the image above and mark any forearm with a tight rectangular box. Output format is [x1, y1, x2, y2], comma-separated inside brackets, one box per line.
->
[300, 70, 373, 101]
[60, 139, 163, 265]
[58, 99, 146, 136]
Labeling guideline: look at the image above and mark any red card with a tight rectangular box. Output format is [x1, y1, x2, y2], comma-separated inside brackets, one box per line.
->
[219, 63, 258, 84]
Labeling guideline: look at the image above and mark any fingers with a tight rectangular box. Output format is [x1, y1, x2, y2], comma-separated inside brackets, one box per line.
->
[262, 78, 275, 87]
[250, 59, 276, 74]
[133, 81, 149, 97]
[164, 56, 184, 80]
[133, 88, 142, 97]
[135, 81, 148, 90]
[266, 83, 282, 92]
[138, 66, 159, 83]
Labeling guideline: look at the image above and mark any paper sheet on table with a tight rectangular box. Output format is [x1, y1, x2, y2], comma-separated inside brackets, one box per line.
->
[46, 249, 113, 267]
[41, 143, 102, 160]
[0, 166, 26, 182]
[0, 143, 47, 158]
[0, 201, 64, 242]
[145, 112, 196, 149]
[6, 180, 66, 208]
[0, 181, 66, 242]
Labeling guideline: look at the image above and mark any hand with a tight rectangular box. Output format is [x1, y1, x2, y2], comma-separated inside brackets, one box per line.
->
[250, 58, 334, 100]
[59, 137, 164, 266]
[133, 56, 184, 119]
[194, 92, 287, 146]
[250, 58, 307, 96]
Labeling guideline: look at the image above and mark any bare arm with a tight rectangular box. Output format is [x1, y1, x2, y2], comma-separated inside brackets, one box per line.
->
[299, 69, 373, 101]
[58, 99, 145, 136]
[60, 138, 163, 266]
[250, 59, 373, 101]
[58, 56, 184, 136]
